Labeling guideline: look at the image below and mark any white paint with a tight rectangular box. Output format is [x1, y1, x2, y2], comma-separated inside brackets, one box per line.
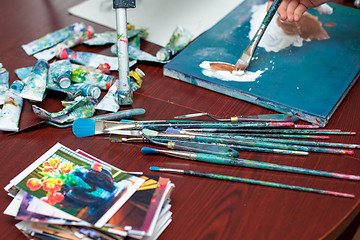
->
[199, 61, 264, 82]
[316, 4, 333, 15]
[249, 3, 304, 52]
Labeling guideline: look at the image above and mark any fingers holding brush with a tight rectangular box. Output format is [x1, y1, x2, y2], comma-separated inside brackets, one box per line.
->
[267, 0, 330, 22]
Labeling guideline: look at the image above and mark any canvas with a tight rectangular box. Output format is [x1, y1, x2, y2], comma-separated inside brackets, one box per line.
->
[164, 0, 360, 126]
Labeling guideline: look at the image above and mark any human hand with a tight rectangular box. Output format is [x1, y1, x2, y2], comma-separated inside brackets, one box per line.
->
[267, 0, 330, 22]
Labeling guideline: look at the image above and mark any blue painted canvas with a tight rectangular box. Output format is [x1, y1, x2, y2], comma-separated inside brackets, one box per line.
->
[163, 0, 360, 126]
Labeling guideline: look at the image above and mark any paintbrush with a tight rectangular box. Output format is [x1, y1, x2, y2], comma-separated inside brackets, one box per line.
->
[153, 137, 308, 156]
[72, 118, 295, 137]
[231, 135, 360, 149]
[233, 0, 282, 73]
[183, 128, 356, 135]
[107, 132, 239, 157]
[142, 129, 354, 155]
[142, 147, 360, 181]
[149, 166, 355, 198]
[10, 108, 145, 136]
[165, 127, 330, 139]
[171, 130, 359, 149]
[143, 135, 239, 158]
[174, 112, 299, 122]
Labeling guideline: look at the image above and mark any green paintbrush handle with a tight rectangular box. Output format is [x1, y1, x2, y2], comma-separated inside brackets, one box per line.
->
[170, 141, 239, 158]
[91, 108, 145, 121]
[192, 153, 360, 181]
[181, 169, 354, 198]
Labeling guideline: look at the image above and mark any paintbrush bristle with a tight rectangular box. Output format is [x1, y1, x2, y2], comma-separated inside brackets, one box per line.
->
[72, 118, 96, 138]
[233, 59, 248, 75]
[141, 147, 159, 155]
[142, 128, 159, 137]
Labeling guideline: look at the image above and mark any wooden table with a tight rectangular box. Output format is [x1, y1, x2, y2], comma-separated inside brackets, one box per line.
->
[1, 1, 359, 239]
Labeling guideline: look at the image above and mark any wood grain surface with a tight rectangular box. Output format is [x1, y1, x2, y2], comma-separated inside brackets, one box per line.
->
[0, 1, 359, 239]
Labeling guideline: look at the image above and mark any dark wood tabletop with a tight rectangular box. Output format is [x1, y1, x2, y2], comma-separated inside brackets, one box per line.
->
[1, 0, 359, 239]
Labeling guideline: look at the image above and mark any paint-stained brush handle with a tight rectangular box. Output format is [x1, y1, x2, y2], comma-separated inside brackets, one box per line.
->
[150, 167, 355, 198]
[167, 141, 239, 158]
[91, 108, 145, 121]
[230, 113, 298, 122]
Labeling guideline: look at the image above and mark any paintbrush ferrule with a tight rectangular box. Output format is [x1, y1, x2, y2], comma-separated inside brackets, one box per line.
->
[156, 149, 193, 160]
[158, 132, 196, 140]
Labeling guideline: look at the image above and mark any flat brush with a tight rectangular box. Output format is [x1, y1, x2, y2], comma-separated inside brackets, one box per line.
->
[233, 0, 282, 73]
[174, 112, 299, 122]
[72, 118, 295, 137]
[153, 137, 308, 156]
[150, 167, 354, 198]
[10, 108, 145, 136]
[141, 147, 360, 181]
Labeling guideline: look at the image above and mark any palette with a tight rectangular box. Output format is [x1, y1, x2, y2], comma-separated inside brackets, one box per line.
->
[163, 0, 360, 126]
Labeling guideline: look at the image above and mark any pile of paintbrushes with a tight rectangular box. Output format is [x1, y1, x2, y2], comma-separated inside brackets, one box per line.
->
[72, 113, 359, 198]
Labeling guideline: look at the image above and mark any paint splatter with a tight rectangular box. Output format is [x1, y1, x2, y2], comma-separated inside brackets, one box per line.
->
[199, 61, 264, 82]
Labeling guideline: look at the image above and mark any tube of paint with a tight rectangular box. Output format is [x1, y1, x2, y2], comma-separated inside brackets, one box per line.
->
[34, 24, 94, 61]
[156, 26, 193, 61]
[71, 64, 117, 90]
[58, 48, 120, 71]
[128, 46, 168, 63]
[15, 65, 78, 96]
[95, 79, 120, 112]
[19, 59, 49, 102]
[83, 28, 147, 46]
[0, 81, 24, 132]
[76, 83, 101, 99]
[129, 68, 145, 92]
[50, 60, 72, 89]
[22, 23, 81, 55]
[32, 96, 98, 124]
[0, 63, 9, 105]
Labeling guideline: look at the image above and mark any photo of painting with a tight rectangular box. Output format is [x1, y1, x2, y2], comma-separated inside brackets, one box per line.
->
[5, 143, 144, 227]
[164, 0, 360, 126]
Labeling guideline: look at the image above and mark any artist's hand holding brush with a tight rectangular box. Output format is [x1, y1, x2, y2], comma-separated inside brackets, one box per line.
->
[267, 0, 330, 22]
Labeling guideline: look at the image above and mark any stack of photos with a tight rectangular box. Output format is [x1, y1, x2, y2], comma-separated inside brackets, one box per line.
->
[4, 143, 174, 240]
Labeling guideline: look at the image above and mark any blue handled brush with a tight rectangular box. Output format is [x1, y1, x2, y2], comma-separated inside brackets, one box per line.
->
[142, 147, 360, 181]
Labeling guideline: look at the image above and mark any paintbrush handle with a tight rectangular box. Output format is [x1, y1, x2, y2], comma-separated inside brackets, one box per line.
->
[227, 144, 308, 155]
[192, 153, 360, 181]
[190, 135, 353, 155]
[234, 135, 360, 149]
[231, 113, 298, 122]
[172, 168, 353, 198]
[143, 121, 294, 131]
[263, 0, 282, 25]
[154, 137, 307, 155]
[243, 0, 281, 63]
[169, 141, 239, 158]
[91, 108, 145, 121]
[191, 128, 355, 135]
